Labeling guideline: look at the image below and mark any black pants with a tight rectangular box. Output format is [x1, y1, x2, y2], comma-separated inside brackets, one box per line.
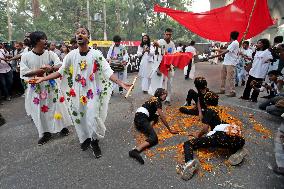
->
[0, 70, 13, 98]
[12, 71, 24, 95]
[179, 106, 222, 130]
[185, 60, 192, 78]
[134, 113, 159, 147]
[183, 131, 245, 162]
[185, 89, 198, 106]
[242, 75, 263, 101]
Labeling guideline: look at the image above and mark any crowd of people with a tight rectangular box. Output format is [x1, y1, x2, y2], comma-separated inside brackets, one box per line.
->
[0, 27, 284, 180]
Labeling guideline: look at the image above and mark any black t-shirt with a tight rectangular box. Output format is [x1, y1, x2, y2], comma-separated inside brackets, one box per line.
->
[142, 97, 162, 117]
[198, 88, 209, 109]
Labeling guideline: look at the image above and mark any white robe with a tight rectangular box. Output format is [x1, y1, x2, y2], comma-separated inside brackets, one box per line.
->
[58, 49, 113, 143]
[148, 39, 175, 101]
[20, 50, 71, 137]
[137, 45, 154, 91]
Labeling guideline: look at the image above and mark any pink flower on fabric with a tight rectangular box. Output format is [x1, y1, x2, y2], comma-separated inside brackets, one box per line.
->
[80, 77, 86, 87]
[87, 89, 94, 99]
[33, 97, 40, 105]
[40, 91, 48, 100]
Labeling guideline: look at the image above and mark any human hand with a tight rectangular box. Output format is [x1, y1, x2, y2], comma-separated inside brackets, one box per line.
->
[34, 77, 45, 84]
[41, 65, 53, 73]
[121, 81, 132, 91]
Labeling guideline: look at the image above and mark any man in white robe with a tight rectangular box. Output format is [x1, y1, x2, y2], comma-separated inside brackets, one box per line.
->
[20, 31, 71, 145]
[148, 28, 175, 105]
[35, 27, 131, 158]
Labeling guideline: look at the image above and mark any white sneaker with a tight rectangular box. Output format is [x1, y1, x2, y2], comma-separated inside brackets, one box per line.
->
[176, 164, 184, 174]
[228, 148, 248, 166]
[181, 159, 200, 181]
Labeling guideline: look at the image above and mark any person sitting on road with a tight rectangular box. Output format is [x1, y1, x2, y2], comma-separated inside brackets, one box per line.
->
[180, 77, 221, 131]
[129, 88, 179, 164]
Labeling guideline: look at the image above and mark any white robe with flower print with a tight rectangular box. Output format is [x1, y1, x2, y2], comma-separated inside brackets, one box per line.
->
[58, 49, 113, 143]
[20, 50, 71, 137]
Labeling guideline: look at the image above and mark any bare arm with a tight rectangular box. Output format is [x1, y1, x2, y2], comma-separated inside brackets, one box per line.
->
[157, 108, 179, 134]
[35, 72, 61, 83]
[209, 50, 229, 59]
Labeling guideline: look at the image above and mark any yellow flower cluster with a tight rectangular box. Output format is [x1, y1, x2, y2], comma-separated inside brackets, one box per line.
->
[54, 113, 62, 120]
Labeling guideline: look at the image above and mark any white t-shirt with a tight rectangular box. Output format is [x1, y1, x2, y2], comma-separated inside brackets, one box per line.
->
[185, 46, 197, 55]
[157, 39, 175, 55]
[176, 46, 183, 52]
[0, 49, 11, 73]
[249, 49, 273, 79]
[223, 40, 239, 66]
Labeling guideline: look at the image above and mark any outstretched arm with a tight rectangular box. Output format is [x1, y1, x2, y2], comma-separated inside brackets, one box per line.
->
[157, 108, 179, 134]
[35, 72, 61, 83]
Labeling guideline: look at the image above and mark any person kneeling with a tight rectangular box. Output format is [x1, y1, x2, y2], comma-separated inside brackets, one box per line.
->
[129, 88, 179, 164]
[177, 123, 247, 181]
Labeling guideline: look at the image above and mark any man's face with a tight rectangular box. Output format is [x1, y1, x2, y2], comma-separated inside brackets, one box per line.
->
[268, 74, 277, 81]
[93, 44, 97, 49]
[164, 32, 172, 41]
[49, 42, 56, 50]
[256, 41, 263, 50]
[242, 43, 249, 50]
[75, 28, 89, 45]
[14, 43, 21, 50]
[37, 38, 48, 50]
[114, 42, 120, 47]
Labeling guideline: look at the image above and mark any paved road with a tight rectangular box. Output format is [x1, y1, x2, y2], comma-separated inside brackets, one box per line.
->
[0, 62, 283, 189]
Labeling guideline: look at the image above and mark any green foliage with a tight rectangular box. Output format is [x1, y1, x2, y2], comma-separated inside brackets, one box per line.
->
[0, 0, 206, 42]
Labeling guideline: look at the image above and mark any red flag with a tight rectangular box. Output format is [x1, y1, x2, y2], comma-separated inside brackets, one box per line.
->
[154, 0, 274, 42]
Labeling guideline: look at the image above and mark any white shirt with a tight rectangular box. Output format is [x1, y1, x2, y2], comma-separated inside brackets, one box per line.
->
[249, 49, 273, 79]
[185, 46, 197, 55]
[176, 46, 183, 52]
[107, 44, 129, 62]
[223, 40, 239, 66]
[0, 49, 11, 73]
[157, 39, 175, 55]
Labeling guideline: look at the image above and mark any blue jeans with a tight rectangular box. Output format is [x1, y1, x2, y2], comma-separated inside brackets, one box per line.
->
[0, 70, 13, 98]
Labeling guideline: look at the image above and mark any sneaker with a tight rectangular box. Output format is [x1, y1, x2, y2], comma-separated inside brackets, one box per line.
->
[38, 132, 52, 146]
[273, 165, 284, 175]
[80, 138, 91, 151]
[181, 159, 200, 181]
[228, 148, 248, 166]
[60, 128, 69, 137]
[226, 92, 236, 97]
[176, 164, 184, 174]
[129, 149, 144, 164]
[216, 90, 225, 94]
[91, 139, 102, 158]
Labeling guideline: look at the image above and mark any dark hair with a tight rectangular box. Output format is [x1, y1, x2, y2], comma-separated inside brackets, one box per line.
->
[274, 36, 283, 44]
[204, 91, 219, 106]
[243, 41, 249, 45]
[113, 35, 122, 42]
[267, 70, 282, 76]
[140, 35, 151, 48]
[30, 31, 47, 48]
[190, 41, 195, 46]
[258, 38, 270, 50]
[230, 31, 239, 40]
[154, 88, 167, 98]
[178, 43, 182, 47]
[194, 77, 207, 90]
[70, 37, 76, 44]
[165, 28, 173, 33]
